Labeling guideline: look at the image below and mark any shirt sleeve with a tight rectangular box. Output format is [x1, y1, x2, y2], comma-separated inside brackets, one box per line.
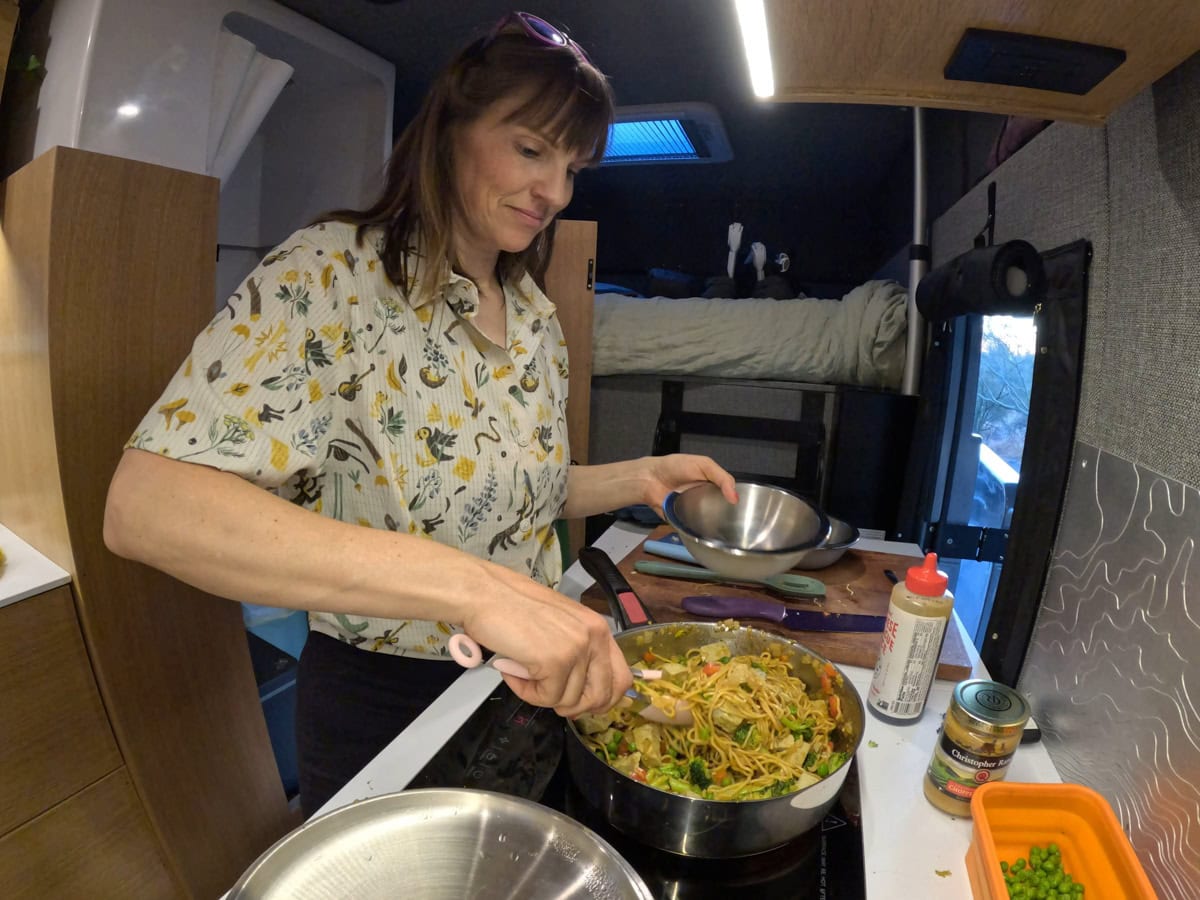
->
[126, 227, 352, 490]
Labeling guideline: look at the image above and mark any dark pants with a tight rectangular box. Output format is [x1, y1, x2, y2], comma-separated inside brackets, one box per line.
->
[295, 632, 563, 818]
[295, 632, 462, 817]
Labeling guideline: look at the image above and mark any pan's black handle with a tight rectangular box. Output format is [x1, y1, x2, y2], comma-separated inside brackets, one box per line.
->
[578, 546, 655, 631]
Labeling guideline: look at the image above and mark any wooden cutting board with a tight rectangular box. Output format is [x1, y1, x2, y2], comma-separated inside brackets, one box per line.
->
[580, 525, 973, 681]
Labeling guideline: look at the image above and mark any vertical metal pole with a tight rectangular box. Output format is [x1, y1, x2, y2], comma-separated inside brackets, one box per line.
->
[903, 106, 929, 396]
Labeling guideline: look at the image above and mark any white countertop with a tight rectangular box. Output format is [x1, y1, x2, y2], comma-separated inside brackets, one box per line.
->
[0, 523, 71, 610]
[315, 522, 1061, 899]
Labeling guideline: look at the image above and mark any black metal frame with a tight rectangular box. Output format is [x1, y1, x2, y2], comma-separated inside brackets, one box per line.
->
[895, 240, 1091, 686]
[980, 240, 1090, 684]
[652, 379, 827, 500]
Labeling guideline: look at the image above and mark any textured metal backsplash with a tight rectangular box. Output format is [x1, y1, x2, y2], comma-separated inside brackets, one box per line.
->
[1019, 441, 1200, 898]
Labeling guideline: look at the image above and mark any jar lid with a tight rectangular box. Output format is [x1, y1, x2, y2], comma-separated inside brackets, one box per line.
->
[905, 552, 949, 597]
[951, 679, 1031, 734]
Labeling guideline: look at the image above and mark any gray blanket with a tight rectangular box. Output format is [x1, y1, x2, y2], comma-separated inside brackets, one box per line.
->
[591, 280, 908, 389]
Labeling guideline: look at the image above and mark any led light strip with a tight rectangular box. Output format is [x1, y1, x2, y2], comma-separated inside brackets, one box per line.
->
[734, 0, 775, 98]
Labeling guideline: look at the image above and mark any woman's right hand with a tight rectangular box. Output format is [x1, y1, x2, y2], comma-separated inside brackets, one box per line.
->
[460, 561, 632, 719]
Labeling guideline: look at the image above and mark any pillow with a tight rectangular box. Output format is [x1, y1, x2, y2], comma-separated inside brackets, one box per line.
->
[648, 267, 701, 298]
[752, 273, 798, 300]
[594, 281, 644, 297]
[701, 275, 737, 299]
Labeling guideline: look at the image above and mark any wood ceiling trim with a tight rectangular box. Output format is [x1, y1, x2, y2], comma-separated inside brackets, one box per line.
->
[764, 1, 1200, 124]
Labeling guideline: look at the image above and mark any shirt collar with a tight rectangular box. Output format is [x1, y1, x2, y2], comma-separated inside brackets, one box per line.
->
[395, 242, 557, 323]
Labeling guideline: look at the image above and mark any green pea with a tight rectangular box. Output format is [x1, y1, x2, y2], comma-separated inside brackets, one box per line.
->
[1001, 843, 1084, 900]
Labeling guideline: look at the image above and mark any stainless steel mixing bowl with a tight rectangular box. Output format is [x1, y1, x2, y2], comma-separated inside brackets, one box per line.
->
[791, 515, 861, 570]
[662, 481, 831, 581]
[227, 788, 654, 899]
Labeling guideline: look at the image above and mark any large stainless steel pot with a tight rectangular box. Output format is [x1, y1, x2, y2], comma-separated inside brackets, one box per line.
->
[564, 619, 866, 858]
[227, 788, 654, 899]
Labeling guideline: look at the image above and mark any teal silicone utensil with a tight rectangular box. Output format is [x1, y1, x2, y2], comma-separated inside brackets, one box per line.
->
[633, 559, 826, 599]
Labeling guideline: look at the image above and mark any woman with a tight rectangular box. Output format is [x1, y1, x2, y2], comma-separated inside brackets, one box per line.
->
[104, 11, 736, 814]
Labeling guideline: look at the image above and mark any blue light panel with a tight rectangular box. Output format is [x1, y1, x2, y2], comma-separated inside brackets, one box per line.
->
[603, 119, 699, 164]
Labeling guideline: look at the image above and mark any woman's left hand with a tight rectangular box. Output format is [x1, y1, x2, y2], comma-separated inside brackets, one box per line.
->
[639, 453, 738, 510]
[562, 453, 738, 520]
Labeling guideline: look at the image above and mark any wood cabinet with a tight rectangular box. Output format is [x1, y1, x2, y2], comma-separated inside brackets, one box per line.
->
[0, 147, 294, 897]
[542, 219, 598, 559]
[0, 586, 179, 898]
[0, 1, 17, 106]
[0, 585, 121, 836]
[765, 0, 1200, 124]
[1, 770, 178, 900]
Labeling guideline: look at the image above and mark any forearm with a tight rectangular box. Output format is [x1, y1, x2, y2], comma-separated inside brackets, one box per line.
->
[561, 458, 654, 519]
[562, 453, 739, 521]
[104, 449, 485, 623]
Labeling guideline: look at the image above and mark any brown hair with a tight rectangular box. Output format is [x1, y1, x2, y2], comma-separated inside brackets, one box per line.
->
[327, 20, 613, 297]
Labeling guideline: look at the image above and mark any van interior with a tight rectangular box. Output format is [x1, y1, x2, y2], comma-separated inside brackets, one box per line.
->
[1, 1, 1198, 897]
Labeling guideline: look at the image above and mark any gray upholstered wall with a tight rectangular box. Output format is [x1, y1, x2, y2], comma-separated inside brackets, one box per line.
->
[931, 54, 1200, 898]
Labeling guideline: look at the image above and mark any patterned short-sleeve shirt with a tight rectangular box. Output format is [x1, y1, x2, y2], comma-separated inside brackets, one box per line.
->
[129, 221, 571, 657]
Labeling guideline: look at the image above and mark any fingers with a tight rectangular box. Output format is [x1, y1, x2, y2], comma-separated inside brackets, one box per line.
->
[546, 615, 613, 718]
[550, 645, 593, 717]
[693, 454, 739, 503]
[462, 571, 628, 716]
[646, 453, 740, 505]
[555, 616, 629, 718]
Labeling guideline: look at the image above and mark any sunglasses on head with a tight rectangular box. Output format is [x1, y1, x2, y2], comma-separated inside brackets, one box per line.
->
[483, 11, 593, 65]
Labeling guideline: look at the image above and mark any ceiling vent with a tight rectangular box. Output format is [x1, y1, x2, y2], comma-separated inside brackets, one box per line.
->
[944, 29, 1126, 96]
[602, 102, 733, 166]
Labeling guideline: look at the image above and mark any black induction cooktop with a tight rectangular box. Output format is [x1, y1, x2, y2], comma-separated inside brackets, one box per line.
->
[408, 682, 866, 900]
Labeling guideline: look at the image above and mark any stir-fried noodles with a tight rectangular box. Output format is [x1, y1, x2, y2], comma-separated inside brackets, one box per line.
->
[574, 640, 852, 801]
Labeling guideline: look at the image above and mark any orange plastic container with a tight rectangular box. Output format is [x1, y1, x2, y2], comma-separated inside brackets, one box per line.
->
[966, 782, 1156, 900]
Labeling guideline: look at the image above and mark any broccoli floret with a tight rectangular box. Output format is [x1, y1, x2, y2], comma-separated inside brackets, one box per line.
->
[781, 716, 815, 740]
[733, 722, 756, 747]
[763, 779, 796, 798]
[688, 757, 712, 789]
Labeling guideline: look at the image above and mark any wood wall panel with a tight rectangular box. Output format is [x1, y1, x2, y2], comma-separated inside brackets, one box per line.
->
[0, 2, 17, 107]
[1, 147, 293, 897]
[0, 770, 181, 899]
[0, 584, 121, 835]
[0, 145, 72, 567]
[766, 0, 1200, 124]
[542, 219, 597, 560]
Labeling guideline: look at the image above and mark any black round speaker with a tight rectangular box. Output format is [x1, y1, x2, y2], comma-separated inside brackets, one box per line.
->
[916, 240, 1047, 322]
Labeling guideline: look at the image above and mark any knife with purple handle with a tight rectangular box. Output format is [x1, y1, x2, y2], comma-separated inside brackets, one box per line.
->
[682, 594, 886, 633]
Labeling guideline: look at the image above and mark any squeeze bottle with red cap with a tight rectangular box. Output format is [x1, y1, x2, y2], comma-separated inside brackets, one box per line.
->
[867, 552, 953, 723]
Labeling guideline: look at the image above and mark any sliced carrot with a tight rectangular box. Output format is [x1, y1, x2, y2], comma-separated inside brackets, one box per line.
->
[713, 766, 727, 784]
[702, 662, 722, 676]
[828, 695, 840, 719]
[643, 650, 656, 665]
[632, 767, 647, 783]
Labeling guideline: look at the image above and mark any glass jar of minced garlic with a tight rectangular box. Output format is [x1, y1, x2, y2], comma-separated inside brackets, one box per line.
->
[924, 679, 1031, 816]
